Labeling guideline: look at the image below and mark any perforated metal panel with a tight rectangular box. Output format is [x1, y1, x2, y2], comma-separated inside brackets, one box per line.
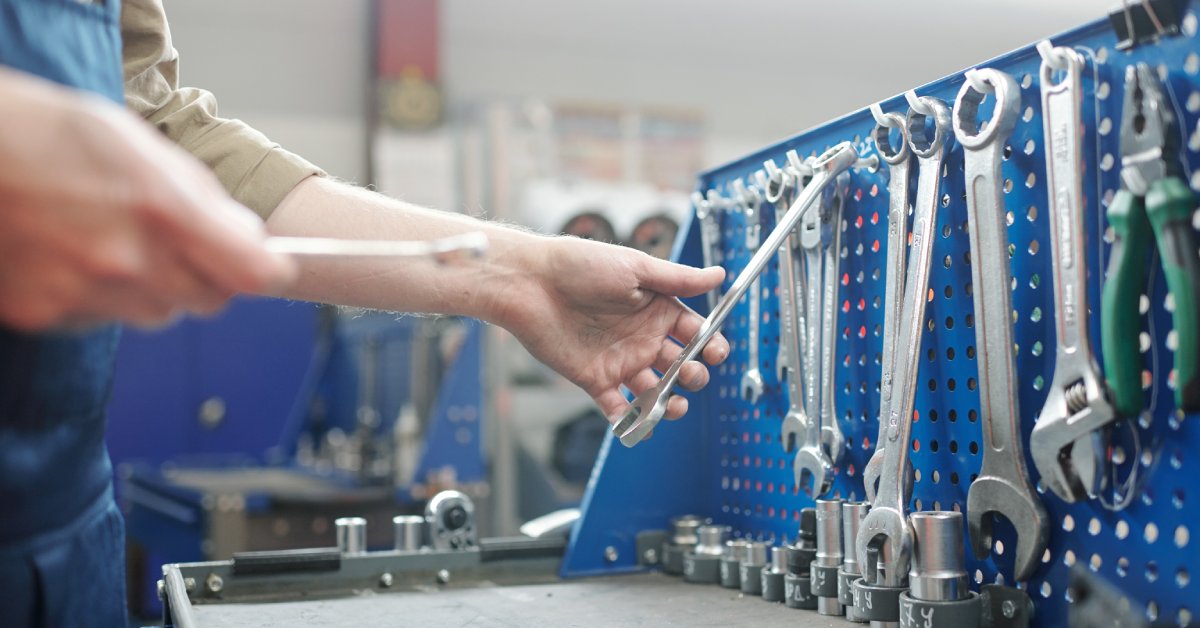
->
[564, 12, 1200, 627]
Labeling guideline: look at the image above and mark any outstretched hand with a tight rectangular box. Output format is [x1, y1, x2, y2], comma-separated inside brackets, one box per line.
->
[499, 236, 730, 426]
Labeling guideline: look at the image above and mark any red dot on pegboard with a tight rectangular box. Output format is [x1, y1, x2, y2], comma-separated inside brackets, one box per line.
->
[767, 483, 774, 493]
[768, 507, 775, 517]
[871, 211, 879, 225]
[743, 455, 751, 466]
[781, 508, 789, 520]
[872, 239, 880, 252]
[858, 326, 867, 338]
[842, 300, 851, 313]
[855, 215, 863, 229]
[858, 298, 866, 311]
[842, 273, 850, 286]
[754, 432, 761, 443]
[855, 189, 863, 201]
[755, 481, 763, 491]
[793, 510, 801, 521]
[912, 439, 921, 452]
[754, 456, 762, 468]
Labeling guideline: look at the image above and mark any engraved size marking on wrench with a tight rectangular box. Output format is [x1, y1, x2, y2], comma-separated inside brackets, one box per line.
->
[1028, 41, 1116, 502]
[857, 93, 952, 588]
[613, 144, 859, 447]
[765, 155, 815, 454]
[735, 179, 766, 404]
[863, 104, 913, 503]
[954, 68, 1049, 583]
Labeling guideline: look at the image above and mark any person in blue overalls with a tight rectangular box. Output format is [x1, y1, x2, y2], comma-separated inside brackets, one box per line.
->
[0, 1, 730, 625]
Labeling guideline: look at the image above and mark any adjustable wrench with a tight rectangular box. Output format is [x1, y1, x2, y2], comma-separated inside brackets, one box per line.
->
[613, 143, 859, 447]
[690, 190, 724, 314]
[735, 179, 766, 404]
[819, 171, 851, 464]
[1027, 41, 1117, 502]
[862, 105, 913, 503]
[857, 93, 952, 588]
[792, 163, 836, 497]
[954, 68, 1049, 583]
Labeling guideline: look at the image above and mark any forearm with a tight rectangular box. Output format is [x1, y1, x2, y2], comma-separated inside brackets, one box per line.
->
[267, 176, 550, 324]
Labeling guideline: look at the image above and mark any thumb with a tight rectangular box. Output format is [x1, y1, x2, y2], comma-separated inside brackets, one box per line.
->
[636, 254, 724, 297]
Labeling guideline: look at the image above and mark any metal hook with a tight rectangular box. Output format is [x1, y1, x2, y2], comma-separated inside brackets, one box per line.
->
[1036, 39, 1069, 71]
[869, 103, 896, 128]
[904, 90, 932, 116]
[1141, 0, 1167, 36]
[965, 68, 992, 95]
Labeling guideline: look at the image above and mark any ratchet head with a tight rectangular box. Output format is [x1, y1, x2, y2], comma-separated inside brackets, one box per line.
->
[965, 475, 1050, 582]
[855, 506, 912, 587]
[953, 68, 1020, 150]
[793, 444, 834, 497]
[612, 383, 670, 448]
[1119, 63, 1176, 195]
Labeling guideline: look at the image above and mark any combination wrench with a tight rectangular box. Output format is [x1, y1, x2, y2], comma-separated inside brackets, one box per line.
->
[862, 104, 914, 503]
[764, 155, 814, 454]
[857, 92, 952, 589]
[818, 171, 851, 464]
[735, 179, 766, 405]
[613, 143, 859, 447]
[792, 158, 838, 497]
[1027, 40, 1117, 503]
[954, 68, 1049, 583]
[690, 189, 725, 314]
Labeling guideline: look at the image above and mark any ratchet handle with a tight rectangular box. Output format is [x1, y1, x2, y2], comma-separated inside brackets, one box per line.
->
[1147, 177, 1200, 413]
[1101, 189, 1151, 417]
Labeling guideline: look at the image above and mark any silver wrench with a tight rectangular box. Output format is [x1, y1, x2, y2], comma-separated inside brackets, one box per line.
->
[735, 179, 766, 405]
[862, 105, 913, 503]
[857, 92, 952, 588]
[1028, 40, 1116, 503]
[792, 160, 836, 497]
[954, 68, 1049, 583]
[763, 157, 813, 454]
[613, 143, 860, 447]
[819, 171, 851, 464]
[690, 190, 724, 314]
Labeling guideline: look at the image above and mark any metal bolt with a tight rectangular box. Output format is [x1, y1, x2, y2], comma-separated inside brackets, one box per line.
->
[643, 548, 658, 564]
[183, 577, 197, 592]
[205, 573, 224, 594]
[604, 546, 619, 563]
[436, 569, 451, 584]
[379, 572, 394, 588]
[1002, 600, 1017, 619]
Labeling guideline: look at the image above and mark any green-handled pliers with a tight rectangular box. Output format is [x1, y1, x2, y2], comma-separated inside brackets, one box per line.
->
[1102, 62, 1200, 417]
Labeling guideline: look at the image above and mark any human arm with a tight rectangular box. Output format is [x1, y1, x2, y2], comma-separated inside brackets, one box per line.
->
[268, 177, 729, 422]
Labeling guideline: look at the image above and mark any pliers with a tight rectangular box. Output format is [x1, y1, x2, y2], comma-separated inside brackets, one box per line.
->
[1102, 62, 1200, 417]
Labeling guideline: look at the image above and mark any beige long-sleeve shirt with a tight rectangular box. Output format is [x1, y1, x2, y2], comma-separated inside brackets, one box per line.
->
[121, 0, 325, 219]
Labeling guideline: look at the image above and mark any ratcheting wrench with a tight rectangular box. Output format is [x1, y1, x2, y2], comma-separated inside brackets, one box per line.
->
[764, 155, 815, 454]
[691, 189, 725, 314]
[954, 68, 1049, 583]
[792, 156, 836, 497]
[857, 92, 952, 588]
[818, 170, 850, 464]
[1028, 40, 1116, 503]
[613, 143, 860, 447]
[735, 179, 766, 405]
[862, 104, 914, 504]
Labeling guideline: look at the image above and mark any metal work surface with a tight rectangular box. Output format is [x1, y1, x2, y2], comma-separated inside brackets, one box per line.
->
[566, 7, 1200, 627]
[184, 572, 844, 627]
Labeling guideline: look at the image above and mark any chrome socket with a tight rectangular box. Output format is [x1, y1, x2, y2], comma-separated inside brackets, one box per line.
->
[813, 499, 845, 616]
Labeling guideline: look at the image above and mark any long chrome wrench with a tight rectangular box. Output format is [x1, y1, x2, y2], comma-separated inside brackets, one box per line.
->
[954, 68, 1049, 583]
[764, 157, 815, 454]
[857, 93, 952, 588]
[613, 143, 860, 447]
[1028, 41, 1116, 503]
[792, 164, 836, 496]
[862, 105, 913, 503]
[735, 179, 766, 404]
[819, 172, 850, 464]
[266, 232, 488, 263]
[691, 191, 724, 314]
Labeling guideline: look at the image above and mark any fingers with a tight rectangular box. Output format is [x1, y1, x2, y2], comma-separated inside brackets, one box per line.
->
[664, 395, 689, 420]
[635, 254, 724, 298]
[594, 389, 631, 422]
[669, 305, 730, 365]
[654, 340, 709, 391]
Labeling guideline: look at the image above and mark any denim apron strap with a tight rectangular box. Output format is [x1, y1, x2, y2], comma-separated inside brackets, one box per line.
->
[0, 0, 129, 625]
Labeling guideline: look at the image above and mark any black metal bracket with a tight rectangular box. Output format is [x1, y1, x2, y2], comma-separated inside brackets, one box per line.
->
[1108, 0, 1189, 50]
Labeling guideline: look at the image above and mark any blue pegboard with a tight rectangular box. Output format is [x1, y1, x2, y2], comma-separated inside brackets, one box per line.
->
[565, 9, 1200, 627]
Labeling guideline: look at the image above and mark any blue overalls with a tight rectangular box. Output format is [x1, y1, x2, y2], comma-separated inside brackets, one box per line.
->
[0, 0, 130, 625]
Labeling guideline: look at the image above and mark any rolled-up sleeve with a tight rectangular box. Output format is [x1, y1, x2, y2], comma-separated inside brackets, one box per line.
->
[121, 0, 325, 218]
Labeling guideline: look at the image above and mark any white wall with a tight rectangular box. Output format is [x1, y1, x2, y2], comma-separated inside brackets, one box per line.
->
[162, 0, 1104, 179]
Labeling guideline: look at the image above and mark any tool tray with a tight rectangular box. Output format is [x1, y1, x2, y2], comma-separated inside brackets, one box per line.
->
[564, 7, 1200, 627]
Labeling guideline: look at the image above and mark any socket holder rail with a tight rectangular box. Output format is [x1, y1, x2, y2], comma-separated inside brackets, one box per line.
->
[562, 7, 1200, 627]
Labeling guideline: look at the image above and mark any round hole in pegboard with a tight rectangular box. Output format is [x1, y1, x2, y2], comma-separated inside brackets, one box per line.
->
[1176, 525, 1190, 548]
[1022, 106, 1034, 122]
[1146, 522, 1160, 544]
[929, 409, 939, 422]
[1088, 518, 1102, 536]
[929, 439, 940, 453]
[928, 378, 937, 391]
[1099, 117, 1113, 136]
[1098, 81, 1111, 100]
[1023, 139, 1036, 155]
[1032, 341, 1043, 357]
[950, 471, 960, 485]
[1117, 520, 1130, 540]
[912, 439, 921, 452]
[1027, 205, 1038, 221]
[1033, 375, 1045, 391]
[927, 348, 936, 362]
[1190, 53, 1200, 76]
[914, 468, 923, 483]
[1040, 581, 1052, 598]
[948, 440, 959, 454]
[969, 441, 979, 455]
[1118, 556, 1131, 577]
[1064, 549, 1077, 566]
[1003, 178, 1014, 193]
[1042, 548, 1053, 564]
[1147, 562, 1160, 583]
[1188, 91, 1200, 114]
[1031, 307, 1043, 323]
[1178, 568, 1192, 588]
[1090, 554, 1103, 570]
[995, 539, 1005, 556]
[1063, 514, 1076, 532]
[1148, 600, 1160, 622]
[968, 409, 978, 422]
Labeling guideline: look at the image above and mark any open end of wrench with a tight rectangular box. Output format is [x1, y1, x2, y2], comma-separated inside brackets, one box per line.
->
[966, 476, 1050, 582]
[855, 511, 911, 587]
[613, 385, 669, 447]
[781, 411, 804, 453]
[1030, 421, 1104, 502]
[793, 446, 834, 497]
[740, 370, 764, 405]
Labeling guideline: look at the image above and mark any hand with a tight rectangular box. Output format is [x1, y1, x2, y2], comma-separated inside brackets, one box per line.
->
[0, 68, 295, 331]
[499, 236, 730, 425]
